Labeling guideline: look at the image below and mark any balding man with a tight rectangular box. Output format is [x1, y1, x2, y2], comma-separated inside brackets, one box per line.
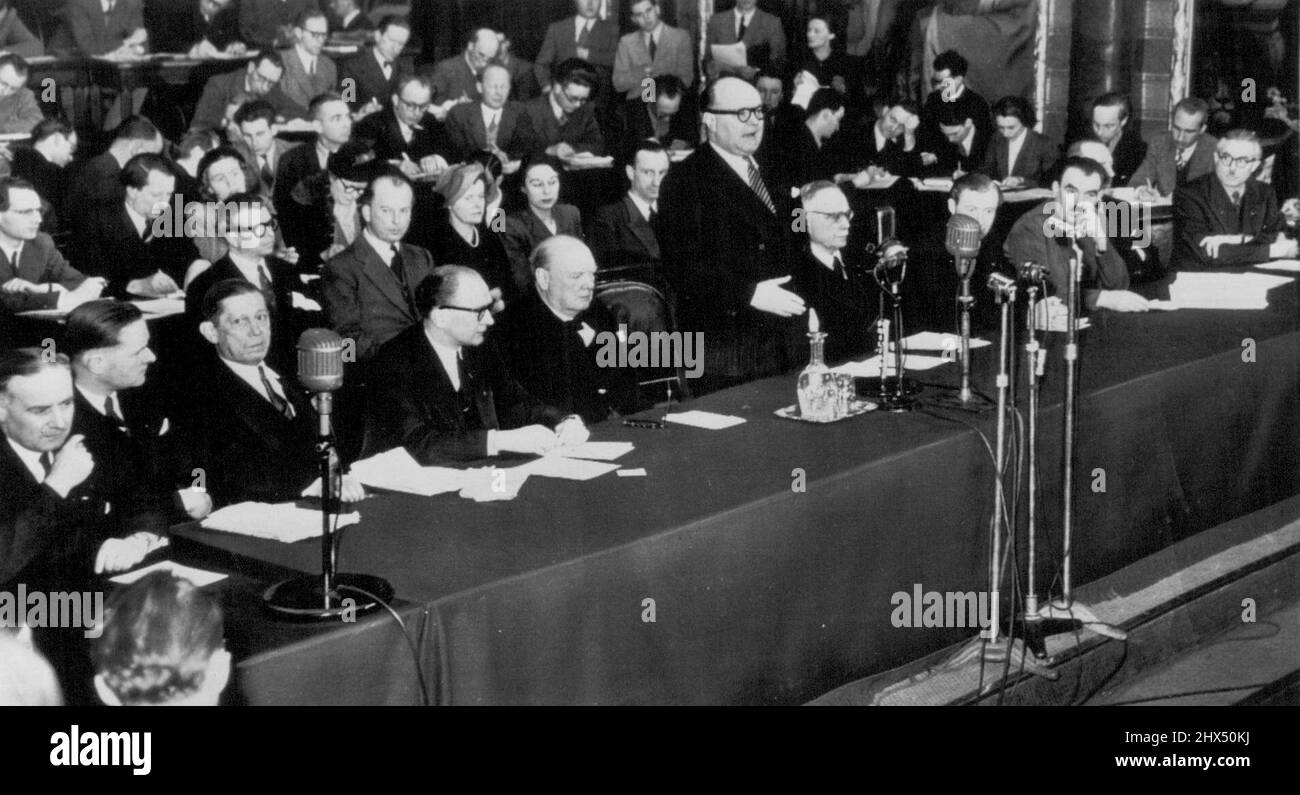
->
[444, 63, 536, 171]
[1173, 129, 1297, 269]
[657, 76, 804, 394]
[363, 266, 587, 464]
[427, 28, 500, 106]
[497, 236, 635, 423]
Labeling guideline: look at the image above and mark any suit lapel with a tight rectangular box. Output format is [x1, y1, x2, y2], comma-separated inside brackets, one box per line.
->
[214, 361, 292, 454]
[354, 236, 413, 319]
[624, 195, 658, 258]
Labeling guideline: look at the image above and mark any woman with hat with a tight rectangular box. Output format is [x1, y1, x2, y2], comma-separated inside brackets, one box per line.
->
[285, 140, 384, 274]
[429, 160, 516, 305]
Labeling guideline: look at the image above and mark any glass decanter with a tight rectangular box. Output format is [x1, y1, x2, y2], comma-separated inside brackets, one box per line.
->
[797, 331, 841, 421]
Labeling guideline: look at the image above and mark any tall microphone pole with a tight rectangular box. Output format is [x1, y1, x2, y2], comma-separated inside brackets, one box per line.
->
[929, 214, 994, 411]
[868, 240, 917, 411]
[264, 328, 394, 620]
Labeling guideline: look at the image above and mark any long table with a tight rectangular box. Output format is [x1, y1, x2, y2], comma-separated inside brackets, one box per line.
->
[171, 273, 1300, 705]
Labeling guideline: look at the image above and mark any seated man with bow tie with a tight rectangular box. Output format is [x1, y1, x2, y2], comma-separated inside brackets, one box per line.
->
[363, 265, 589, 465]
[187, 278, 366, 507]
[497, 235, 636, 423]
[1172, 129, 1298, 270]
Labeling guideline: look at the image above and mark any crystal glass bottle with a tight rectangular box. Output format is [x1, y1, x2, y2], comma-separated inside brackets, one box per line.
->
[797, 331, 840, 420]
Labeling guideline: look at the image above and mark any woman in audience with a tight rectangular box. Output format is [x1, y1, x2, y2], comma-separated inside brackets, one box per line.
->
[284, 141, 377, 273]
[429, 161, 515, 304]
[185, 144, 256, 276]
[500, 156, 583, 293]
[794, 15, 859, 116]
[979, 95, 1056, 188]
[170, 129, 219, 204]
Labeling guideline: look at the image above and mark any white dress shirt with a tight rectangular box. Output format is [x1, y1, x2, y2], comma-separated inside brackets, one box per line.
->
[735, 9, 755, 38]
[574, 16, 595, 43]
[363, 228, 398, 267]
[8, 437, 48, 483]
[221, 357, 291, 407]
[480, 104, 502, 131]
[295, 45, 317, 76]
[627, 191, 656, 223]
[125, 203, 149, 238]
[1005, 128, 1027, 176]
[709, 142, 760, 186]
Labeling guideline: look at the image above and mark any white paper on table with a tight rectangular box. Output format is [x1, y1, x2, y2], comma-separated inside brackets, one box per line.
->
[664, 410, 747, 430]
[553, 441, 634, 461]
[350, 447, 466, 496]
[711, 42, 747, 70]
[458, 467, 530, 501]
[617, 468, 647, 477]
[201, 502, 361, 542]
[1107, 187, 1172, 207]
[901, 331, 991, 351]
[565, 152, 615, 169]
[1255, 259, 1300, 272]
[912, 177, 954, 192]
[520, 455, 620, 481]
[832, 354, 951, 379]
[1164, 271, 1292, 309]
[110, 560, 228, 587]
[1001, 187, 1055, 202]
[130, 297, 185, 318]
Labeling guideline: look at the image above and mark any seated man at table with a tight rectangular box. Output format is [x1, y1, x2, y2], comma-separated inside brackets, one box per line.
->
[337, 15, 411, 114]
[66, 116, 164, 212]
[53, 0, 147, 58]
[1172, 129, 1297, 270]
[188, 278, 365, 506]
[233, 100, 298, 196]
[0, 177, 104, 313]
[1005, 156, 1150, 317]
[353, 74, 452, 177]
[0, 55, 42, 136]
[93, 571, 230, 707]
[848, 100, 923, 179]
[11, 119, 78, 236]
[1086, 92, 1146, 188]
[497, 236, 636, 423]
[1130, 97, 1217, 199]
[146, 0, 243, 58]
[790, 181, 877, 363]
[425, 27, 499, 106]
[363, 265, 588, 464]
[273, 92, 354, 234]
[271, 9, 338, 120]
[589, 138, 667, 284]
[523, 58, 606, 161]
[189, 51, 288, 137]
[920, 50, 990, 168]
[444, 63, 536, 173]
[620, 74, 698, 157]
[74, 154, 203, 298]
[786, 88, 846, 186]
[927, 102, 989, 178]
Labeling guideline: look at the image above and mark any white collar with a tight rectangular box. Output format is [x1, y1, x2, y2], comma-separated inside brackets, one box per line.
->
[645, 23, 663, 42]
[575, 16, 595, 35]
[75, 382, 117, 417]
[295, 45, 316, 69]
[424, 327, 464, 388]
[874, 123, 888, 150]
[957, 124, 975, 154]
[480, 103, 502, 124]
[373, 48, 391, 69]
[363, 228, 398, 265]
[735, 8, 754, 23]
[709, 142, 756, 185]
[809, 241, 840, 269]
[124, 203, 149, 237]
[6, 437, 45, 482]
[549, 93, 567, 122]
[0, 236, 21, 260]
[227, 250, 269, 282]
[627, 191, 655, 221]
[221, 356, 286, 403]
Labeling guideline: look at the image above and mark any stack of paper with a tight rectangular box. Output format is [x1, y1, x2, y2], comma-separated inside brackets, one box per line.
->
[1165, 271, 1293, 310]
[553, 441, 634, 461]
[350, 448, 467, 496]
[665, 411, 747, 429]
[110, 561, 228, 587]
[1255, 259, 1300, 273]
[518, 455, 620, 481]
[131, 297, 185, 318]
[201, 502, 361, 542]
[1002, 187, 1055, 202]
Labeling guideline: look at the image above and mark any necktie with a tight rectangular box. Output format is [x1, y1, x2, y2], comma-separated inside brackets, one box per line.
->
[260, 156, 274, 187]
[1175, 147, 1189, 171]
[40, 452, 53, 478]
[485, 113, 499, 148]
[260, 365, 294, 419]
[381, 60, 392, 80]
[647, 33, 656, 62]
[737, 16, 748, 40]
[105, 395, 127, 431]
[257, 263, 273, 295]
[1230, 190, 1242, 207]
[308, 59, 316, 78]
[648, 206, 657, 225]
[105, 0, 115, 16]
[746, 158, 776, 214]
[833, 256, 847, 280]
[7, 247, 16, 273]
[391, 245, 416, 315]
[578, 20, 592, 48]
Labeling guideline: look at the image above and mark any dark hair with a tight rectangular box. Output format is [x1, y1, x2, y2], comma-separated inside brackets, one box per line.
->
[933, 50, 968, 77]
[30, 117, 73, 145]
[0, 347, 69, 392]
[201, 278, 264, 323]
[629, 137, 669, 167]
[395, 74, 432, 97]
[253, 50, 284, 72]
[359, 169, 413, 207]
[554, 58, 597, 92]
[92, 572, 224, 706]
[294, 8, 327, 28]
[0, 52, 29, 75]
[413, 265, 475, 318]
[467, 150, 504, 182]
[1092, 92, 1131, 121]
[935, 102, 971, 127]
[376, 14, 410, 34]
[63, 300, 145, 360]
[0, 175, 38, 210]
[520, 154, 564, 186]
[991, 95, 1037, 128]
[119, 153, 173, 189]
[308, 92, 346, 120]
[949, 172, 1002, 206]
[113, 115, 160, 144]
[1173, 97, 1210, 122]
[651, 74, 684, 100]
[214, 191, 269, 236]
[174, 129, 218, 161]
[233, 99, 278, 128]
[1058, 155, 1109, 184]
[806, 88, 845, 118]
[751, 69, 783, 87]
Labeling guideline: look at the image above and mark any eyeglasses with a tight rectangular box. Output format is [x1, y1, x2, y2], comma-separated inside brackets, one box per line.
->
[560, 90, 590, 106]
[708, 106, 765, 123]
[231, 218, 279, 236]
[1216, 152, 1260, 169]
[336, 181, 365, 197]
[439, 302, 495, 321]
[397, 97, 432, 113]
[808, 209, 854, 224]
[301, 29, 329, 40]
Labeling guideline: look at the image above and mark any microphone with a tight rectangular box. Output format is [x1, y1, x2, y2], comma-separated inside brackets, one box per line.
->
[297, 328, 345, 396]
[945, 213, 983, 279]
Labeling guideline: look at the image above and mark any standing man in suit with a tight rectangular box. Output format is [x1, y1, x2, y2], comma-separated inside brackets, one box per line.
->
[426, 27, 499, 106]
[11, 119, 78, 236]
[1132, 97, 1218, 198]
[497, 235, 636, 423]
[656, 76, 806, 395]
[188, 279, 367, 505]
[74, 154, 203, 298]
[1173, 129, 1297, 270]
[0, 177, 104, 313]
[704, 0, 786, 80]
[979, 95, 1056, 188]
[66, 116, 163, 214]
[1088, 92, 1146, 188]
[233, 100, 298, 196]
[55, 0, 146, 57]
[0, 55, 42, 135]
[338, 15, 410, 114]
[238, 0, 317, 51]
[444, 64, 536, 173]
[919, 50, 991, 171]
[272, 9, 338, 120]
[273, 92, 352, 231]
[363, 265, 587, 464]
[189, 51, 288, 135]
[523, 58, 606, 160]
[589, 138, 667, 282]
[613, 0, 694, 101]
[353, 74, 452, 176]
[64, 300, 211, 522]
[790, 181, 877, 363]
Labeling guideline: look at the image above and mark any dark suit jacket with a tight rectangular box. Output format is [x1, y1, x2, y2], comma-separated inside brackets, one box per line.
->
[184, 353, 319, 507]
[501, 205, 584, 292]
[338, 48, 406, 110]
[621, 95, 699, 156]
[1130, 132, 1218, 195]
[1004, 201, 1130, 309]
[0, 7, 43, 57]
[523, 95, 605, 156]
[354, 107, 452, 163]
[273, 140, 325, 235]
[1108, 126, 1148, 188]
[535, 15, 620, 79]
[705, 8, 787, 77]
[184, 253, 302, 371]
[978, 128, 1057, 187]
[363, 325, 565, 464]
[444, 101, 536, 163]
[10, 148, 65, 235]
[589, 195, 660, 281]
[497, 288, 636, 423]
[1172, 174, 1283, 269]
[426, 53, 480, 104]
[53, 0, 142, 56]
[790, 246, 879, 364]
[323, 233, 436, 365]
[931, 126, 991, 176]
[0, 234, 85, 312]
[145, 0, 241, 53]
[190, 70, 254, 133]
[851, 122, 923, 177]
[786, 123, 844, 186]
[921, 86, 991, 157]
[272, 46, 339, 118]
[73, 202, 199, 296]
[238, 0, 315, 50]
[612, 24, 695, 99]
[66, 152, 123, 212]
[656, 143, 803, 387]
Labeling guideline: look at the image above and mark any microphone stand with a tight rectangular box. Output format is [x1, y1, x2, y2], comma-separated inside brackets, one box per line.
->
[928, 252, 996, 412]
[869, 247, 918, 411]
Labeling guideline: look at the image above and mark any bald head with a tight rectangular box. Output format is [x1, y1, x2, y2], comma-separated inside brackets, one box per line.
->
[705, 77, 764, 157]
[533, 235, 596, 319]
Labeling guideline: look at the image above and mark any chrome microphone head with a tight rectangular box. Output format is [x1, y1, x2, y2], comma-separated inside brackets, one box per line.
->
[297, 328, 345, 393]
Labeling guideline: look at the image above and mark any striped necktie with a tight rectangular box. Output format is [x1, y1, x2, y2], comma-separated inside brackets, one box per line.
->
[746, 158, 775, 214]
